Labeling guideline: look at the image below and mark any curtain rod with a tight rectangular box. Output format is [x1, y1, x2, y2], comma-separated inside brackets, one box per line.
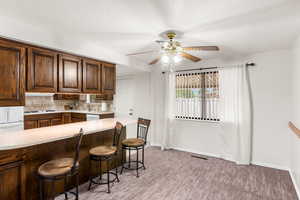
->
[162, 62, 255, 74]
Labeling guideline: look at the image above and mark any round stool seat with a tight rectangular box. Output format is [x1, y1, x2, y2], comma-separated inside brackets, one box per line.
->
[122, 138, 145, 147]
[38, 158, 77, 178]
[89, 146, 117, 156]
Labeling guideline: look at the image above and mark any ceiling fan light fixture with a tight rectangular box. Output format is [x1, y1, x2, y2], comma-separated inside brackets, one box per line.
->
[173, 55, 182, 63]
[161, 54, 170, 64]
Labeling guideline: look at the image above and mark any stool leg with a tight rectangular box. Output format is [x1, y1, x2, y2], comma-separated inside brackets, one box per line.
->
[75, 172, 79, 200]
[88, 158, 92, 190]
[136, 148, 139, 178]
[107, 159, 110, 193]
[99, 159, 102, 181]
[120, 148, 124, 174]
[39, 178, 43, 200]
[50, 179, 56, 200]
[64, 175, 68, 199]
[128, 148, 131, 168]
[115, 157, 120, 182]
[142, 145, 146, 170]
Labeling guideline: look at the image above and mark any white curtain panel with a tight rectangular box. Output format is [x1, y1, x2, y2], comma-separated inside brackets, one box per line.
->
[161, 72, 176, 150]
[219, 64, 252, 165]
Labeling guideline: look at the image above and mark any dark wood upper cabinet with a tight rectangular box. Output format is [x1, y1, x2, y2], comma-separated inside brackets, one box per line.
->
[58, 54, 82, 93]
[102, 63, 116, 94]
[53, 94, 79, 100]
[27, 47, 58, 93]
[82, 59, 102, 93]
[0, 40, 25, 106]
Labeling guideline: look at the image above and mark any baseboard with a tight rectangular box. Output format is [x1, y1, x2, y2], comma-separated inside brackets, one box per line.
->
[251, 161, 289, 171]
[169, 146, 222, 160]
[289, 169, 300, 199]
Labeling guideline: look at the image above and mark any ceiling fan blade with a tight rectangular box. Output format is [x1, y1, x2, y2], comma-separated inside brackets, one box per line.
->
[183, 46, 219, 51]
[181, 52, 202, 62]
[149, 57, 160, 65]
[126, 50, 157, 56]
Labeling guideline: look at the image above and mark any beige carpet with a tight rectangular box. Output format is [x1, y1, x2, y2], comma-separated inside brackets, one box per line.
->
[57, 147, 298, 200]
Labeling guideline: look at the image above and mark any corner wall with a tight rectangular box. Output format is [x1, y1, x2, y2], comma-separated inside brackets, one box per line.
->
[290, 36, 300, 196]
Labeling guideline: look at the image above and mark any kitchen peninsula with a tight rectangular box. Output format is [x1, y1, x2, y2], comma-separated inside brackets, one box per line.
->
[0, 118, 136, 200]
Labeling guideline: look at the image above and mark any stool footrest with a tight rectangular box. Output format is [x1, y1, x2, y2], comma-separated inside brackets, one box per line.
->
[90, 171, 119, 185]
[122, 161, 145, 171]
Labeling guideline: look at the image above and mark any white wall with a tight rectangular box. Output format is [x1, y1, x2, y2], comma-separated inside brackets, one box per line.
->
[290, 36, 300, 195]
[115, 73, 152, 140]
[245, 50, 293, 169]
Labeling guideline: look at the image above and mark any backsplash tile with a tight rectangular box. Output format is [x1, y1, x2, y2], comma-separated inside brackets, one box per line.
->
[25, 95, 114, 113]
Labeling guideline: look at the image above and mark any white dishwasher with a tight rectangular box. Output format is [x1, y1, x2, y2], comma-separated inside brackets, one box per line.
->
[86, 114, 100, 121]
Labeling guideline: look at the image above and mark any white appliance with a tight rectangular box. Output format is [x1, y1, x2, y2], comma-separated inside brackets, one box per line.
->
[86, 114, 100, 121]
[0, 107, 24, 133]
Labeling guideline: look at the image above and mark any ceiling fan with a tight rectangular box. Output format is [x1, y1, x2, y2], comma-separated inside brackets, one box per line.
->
[127, 31, 219, 65]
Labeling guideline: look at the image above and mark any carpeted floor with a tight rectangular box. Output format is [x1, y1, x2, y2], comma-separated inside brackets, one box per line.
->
[57, 147, 298, 200]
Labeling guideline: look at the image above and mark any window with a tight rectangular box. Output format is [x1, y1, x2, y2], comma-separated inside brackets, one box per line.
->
[175, 71, 219, 121]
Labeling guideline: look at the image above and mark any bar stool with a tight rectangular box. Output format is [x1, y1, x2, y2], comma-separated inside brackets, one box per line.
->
[88, 122, 124, 193]
[38, 128, 84, 200]
[120, 118, 151, 177]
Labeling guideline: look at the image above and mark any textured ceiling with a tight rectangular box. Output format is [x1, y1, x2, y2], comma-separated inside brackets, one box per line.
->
[0, 0, 300, 73]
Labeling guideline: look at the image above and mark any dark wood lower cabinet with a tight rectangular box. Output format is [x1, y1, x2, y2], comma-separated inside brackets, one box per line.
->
[71, 113, 86, 123]
[50, 118, 63, 126]
[24, 120, 38, 129]
[0, 155, 26, 200]
[38, 119, 51, 128]
[62, 113, 72, 124]
[0, 128, 126, 200]
[100, 113, 115, 119]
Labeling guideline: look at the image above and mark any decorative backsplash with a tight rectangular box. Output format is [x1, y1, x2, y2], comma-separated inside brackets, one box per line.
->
[25, 95, 114, 113]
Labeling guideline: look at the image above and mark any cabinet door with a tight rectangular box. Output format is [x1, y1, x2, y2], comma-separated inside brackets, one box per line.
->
[0, 40, 25, 106]
[58, 54, 82, 93]
[99, 113, 115, 119]
[83, 59, 102, 93]
[53, 94, 79, 100]
[51, 118, 63, 126]
[27, 47, 58, 92]
[71, 117, 85, 123]
[0, 161, 26, 200]
[101, 63, 116, 94]
[38, 119, 50, 128]
[62, 113, 72, 124]
[24, 120, 38, 130]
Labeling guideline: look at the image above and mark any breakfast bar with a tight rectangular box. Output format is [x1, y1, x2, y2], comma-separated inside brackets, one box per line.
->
[0, 118, 135, 200]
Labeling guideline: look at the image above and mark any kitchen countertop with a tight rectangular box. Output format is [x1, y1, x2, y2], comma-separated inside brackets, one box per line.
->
[24, 110, 114, 116]
[0, 118, 136, 151]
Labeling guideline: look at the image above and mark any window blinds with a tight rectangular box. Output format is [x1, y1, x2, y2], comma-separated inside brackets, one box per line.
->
[175, 71, 219, 121]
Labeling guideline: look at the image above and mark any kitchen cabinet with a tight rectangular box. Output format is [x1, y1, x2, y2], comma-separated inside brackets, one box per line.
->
[38, 119, 51, 128]
[83, 59, 102, 93]
[50, 118, 63, 126]
[58, 54, 82, 93]
[27, 47, 58, 93]
[0, 40, 25, 106]
[24, 120, 38, 130]
[62, 113, 72, 124]
[0, 160, 26, 200]
[24, 112, 88, 129]
[101, 63, 116, 94]
[53, 94, 79, 100]
[95, 94, 113, 101]
[99, 113, 115, 119]
[71, 113, 86, 122]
